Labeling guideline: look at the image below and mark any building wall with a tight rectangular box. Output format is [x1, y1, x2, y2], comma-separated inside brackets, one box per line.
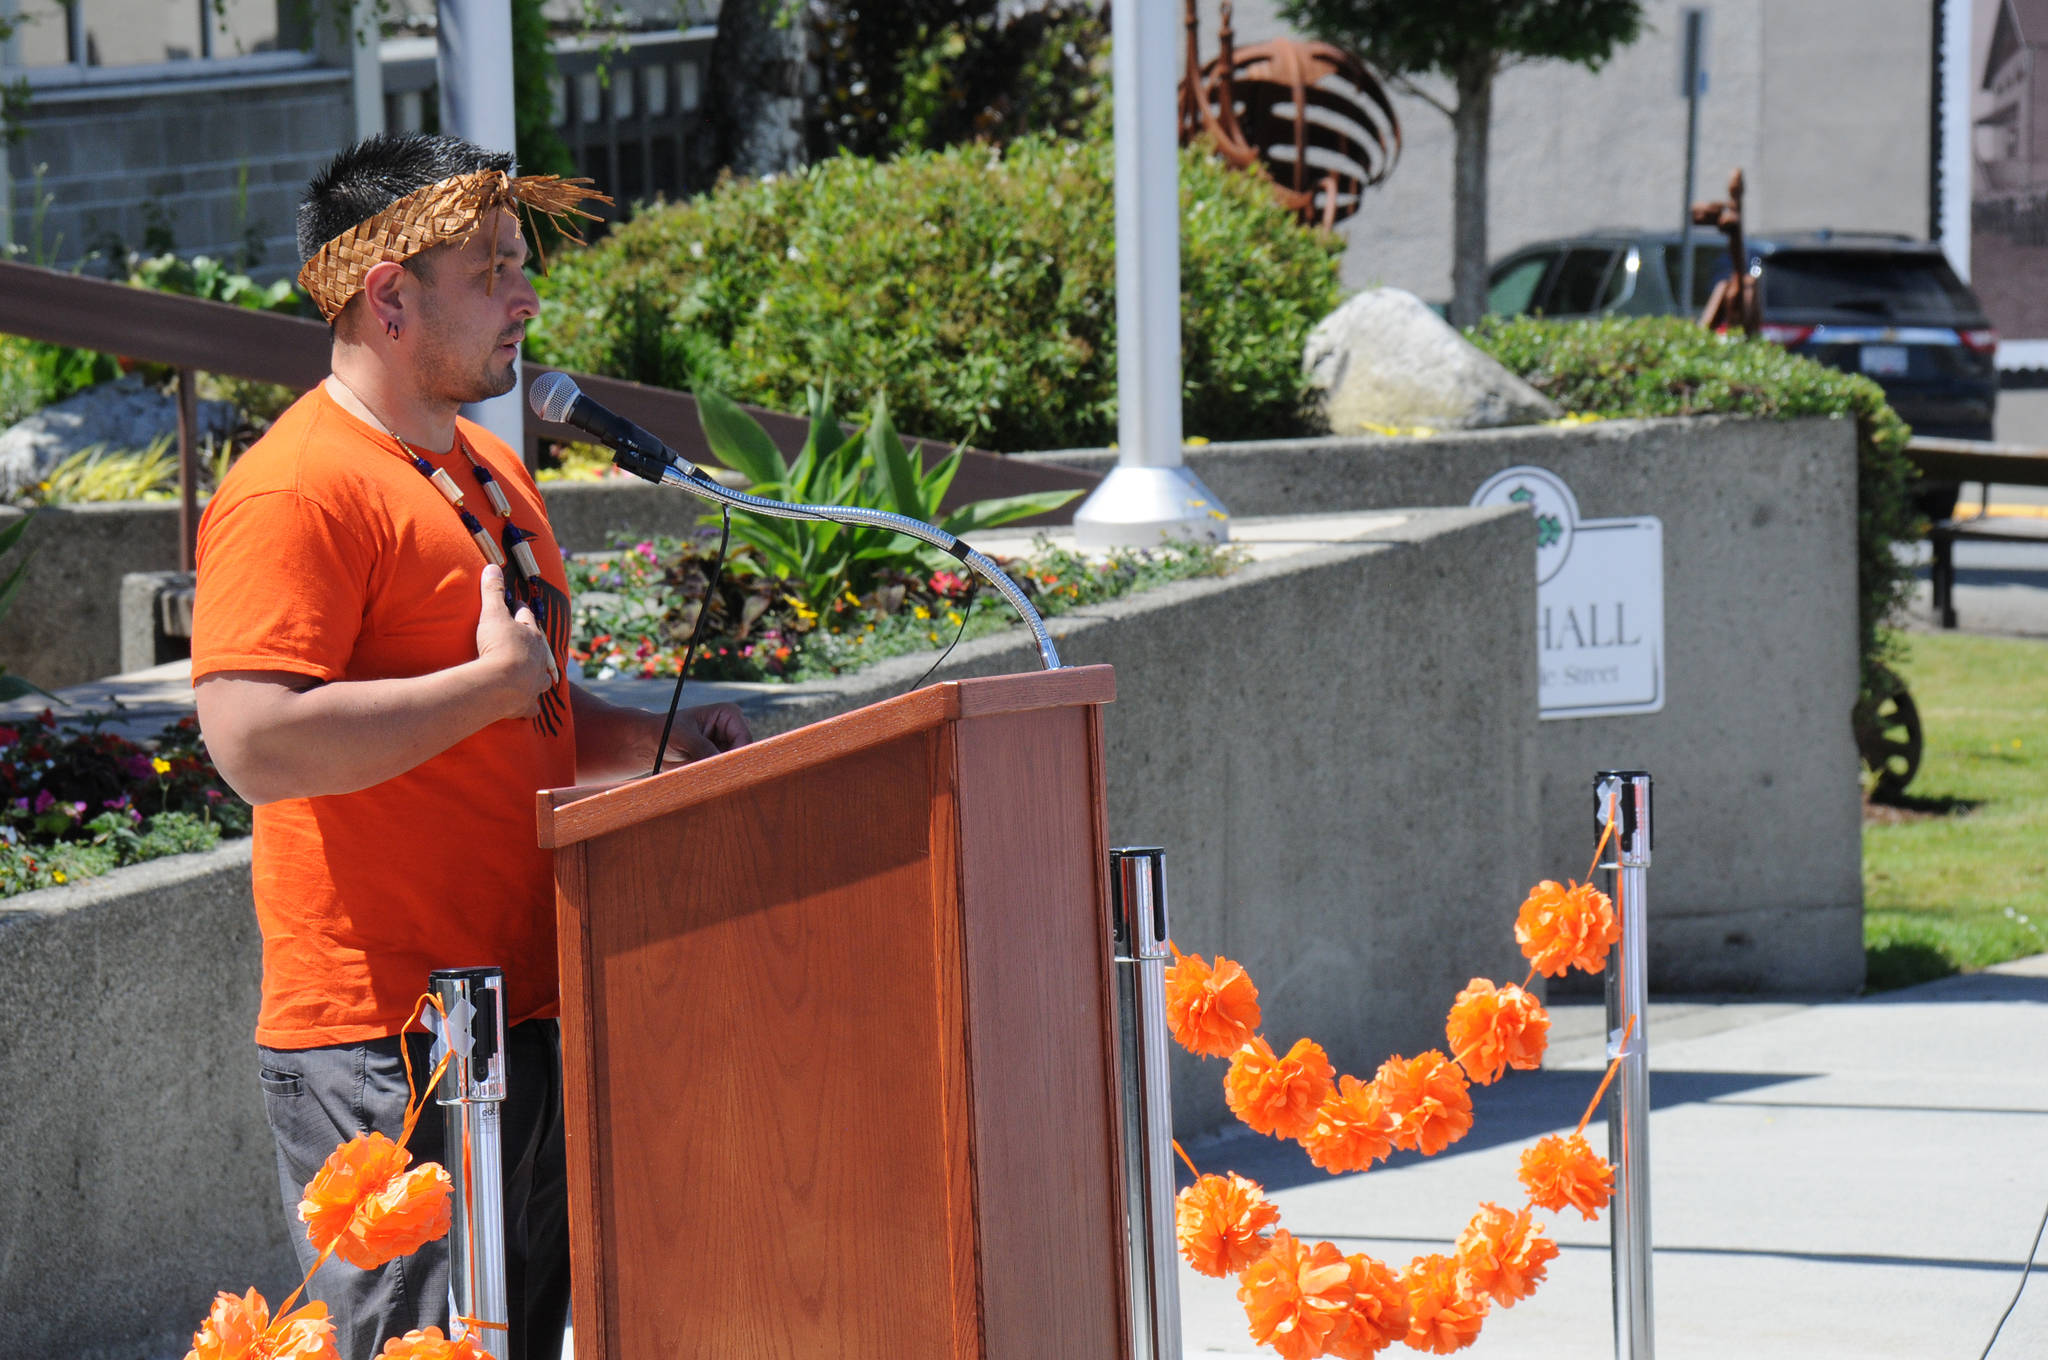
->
[1198, 0, 1936, 303]
[2, 70, 355, 272]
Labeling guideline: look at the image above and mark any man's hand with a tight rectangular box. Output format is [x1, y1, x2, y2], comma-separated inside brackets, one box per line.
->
[568, 688, 752, 783]
[474, 564, 559, 719]
[653, 703, 752, 766]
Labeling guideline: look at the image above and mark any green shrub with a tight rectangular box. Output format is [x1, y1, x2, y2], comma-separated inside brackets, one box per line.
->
[528, 134, 1343, 452]
[1469, 315, 1919, 695]
[0, 332, 121, 428]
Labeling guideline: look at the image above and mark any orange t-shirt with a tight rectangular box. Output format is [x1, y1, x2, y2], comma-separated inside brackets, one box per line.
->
[192, 385, 577, 1049]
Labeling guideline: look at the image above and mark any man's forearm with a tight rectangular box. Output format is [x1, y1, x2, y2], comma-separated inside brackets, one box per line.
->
[197, 662, 525, 805]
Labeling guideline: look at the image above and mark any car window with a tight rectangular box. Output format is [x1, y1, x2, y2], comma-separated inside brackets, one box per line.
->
[1662, 244, 1728, 311]
[1544, 248, 1620, 316]
[1487, 255, 1554, 315]
[1758, 251, 1983, 322]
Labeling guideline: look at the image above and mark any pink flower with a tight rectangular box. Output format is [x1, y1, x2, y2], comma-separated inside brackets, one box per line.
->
[635, 541, 659, 562]
[32, 790, 55, 814]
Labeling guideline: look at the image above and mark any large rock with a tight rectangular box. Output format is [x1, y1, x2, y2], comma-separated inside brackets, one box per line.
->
[1304, 288, 1561, 433]
[0, 376, 237, 498]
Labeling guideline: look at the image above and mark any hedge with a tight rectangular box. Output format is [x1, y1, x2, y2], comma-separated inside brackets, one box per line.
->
[1469, 315, 1919, 695]
[526, 134, 1344, 452]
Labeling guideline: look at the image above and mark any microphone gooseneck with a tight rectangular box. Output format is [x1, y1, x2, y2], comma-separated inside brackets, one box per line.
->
[527, 375, 1063, 672]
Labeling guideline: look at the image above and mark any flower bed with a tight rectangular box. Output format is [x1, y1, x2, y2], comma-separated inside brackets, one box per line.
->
[566, 533, 1243, 684]
[0, 710, 248, 897]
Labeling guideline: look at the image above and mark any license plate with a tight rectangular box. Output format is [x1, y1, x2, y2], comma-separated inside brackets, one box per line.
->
[1861, 345, 1909, 376]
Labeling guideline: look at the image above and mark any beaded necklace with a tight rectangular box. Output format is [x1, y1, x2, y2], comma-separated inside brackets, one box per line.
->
[329, 377, 548, 604]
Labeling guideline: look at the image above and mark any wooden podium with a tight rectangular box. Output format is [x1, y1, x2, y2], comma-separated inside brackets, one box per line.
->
[536, 667, 1131, 1359]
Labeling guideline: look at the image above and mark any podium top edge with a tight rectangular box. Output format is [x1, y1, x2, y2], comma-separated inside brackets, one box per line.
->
[535, 664, 1114, 848]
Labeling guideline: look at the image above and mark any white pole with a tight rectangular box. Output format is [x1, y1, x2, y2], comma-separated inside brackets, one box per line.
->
[437, 0, 525, 454]
[1072, 0, 1228, 550]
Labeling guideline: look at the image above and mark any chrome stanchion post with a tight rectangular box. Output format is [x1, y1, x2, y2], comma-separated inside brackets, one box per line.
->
[1108, 848, 1183, 1360]
[428, 967, 510, 1357]
[1595, 772, 1655, 1360]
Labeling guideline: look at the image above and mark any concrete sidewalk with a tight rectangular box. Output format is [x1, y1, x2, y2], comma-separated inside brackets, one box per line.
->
[1176, 954, 2048, 1359]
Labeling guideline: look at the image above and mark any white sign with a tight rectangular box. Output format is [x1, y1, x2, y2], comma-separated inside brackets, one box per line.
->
[1471, 466, 1665, 720]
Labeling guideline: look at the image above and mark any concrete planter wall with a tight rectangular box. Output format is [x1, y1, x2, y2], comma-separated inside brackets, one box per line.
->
[0, 480, 715, 691]
[1028, 414, 1868, 995]
[0, 506, 1534, 1360]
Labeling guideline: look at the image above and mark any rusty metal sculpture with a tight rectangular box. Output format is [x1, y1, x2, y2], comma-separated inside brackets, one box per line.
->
[1692, 168, 1762, 335]
[1177, 0, 1400, 231]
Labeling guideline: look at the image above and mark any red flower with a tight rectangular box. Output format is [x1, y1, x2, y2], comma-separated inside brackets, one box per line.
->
[1373, 1052, 1473, 1156]
[1165, 947, 1261, 1058]
[1327, 1253, 1410, 1358]
[1444, 978, 1550, 1085]
[1518, 1133, 1614, 1220]
[184, 1288, 337, 1360]
[1515, 879, 1620, 977]
[1226, 1037, 1336, 1141]
[1301, 1075, 1396, 1174]
[1454, 1202, 1557, 1307]
[298, 1132, 452, 1269]
[1237, 1231, 1355, 1360]
[1399, 1253, 1488, 1354]
[1175, 1172, 1282, 1278]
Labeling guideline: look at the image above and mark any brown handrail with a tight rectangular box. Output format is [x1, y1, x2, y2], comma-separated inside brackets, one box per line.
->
[0, 261, 1097, 566]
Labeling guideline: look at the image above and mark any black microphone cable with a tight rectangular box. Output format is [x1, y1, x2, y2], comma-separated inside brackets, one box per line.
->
[650, 506, 732, 780]
[908, 577, 981, 696]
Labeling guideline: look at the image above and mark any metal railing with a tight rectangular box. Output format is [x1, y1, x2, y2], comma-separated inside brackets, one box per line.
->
[0, 259, 1100, 569]
[1597, 771, 1655, 1360]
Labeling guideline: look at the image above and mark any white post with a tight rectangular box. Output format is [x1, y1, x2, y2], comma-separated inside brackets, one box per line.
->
[1072, 0, 1228, 550]
[437, 0, 524, 454]
[351, 0, 386, 144]
[1597, 771, 1655, 1360]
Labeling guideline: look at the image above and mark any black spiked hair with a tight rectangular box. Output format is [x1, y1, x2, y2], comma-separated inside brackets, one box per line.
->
[296, 131, 514, 264]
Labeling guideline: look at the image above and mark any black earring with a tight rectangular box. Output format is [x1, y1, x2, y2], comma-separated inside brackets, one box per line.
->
[386, 321, 401, 340]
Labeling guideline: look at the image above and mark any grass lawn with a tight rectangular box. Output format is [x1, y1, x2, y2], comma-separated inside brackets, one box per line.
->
[1863, 631, 2048, 989]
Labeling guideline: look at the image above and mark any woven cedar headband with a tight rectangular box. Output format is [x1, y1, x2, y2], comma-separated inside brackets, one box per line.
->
[297, 167, 614, 323]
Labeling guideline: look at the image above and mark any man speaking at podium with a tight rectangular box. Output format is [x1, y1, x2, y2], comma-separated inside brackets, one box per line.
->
[190, 132, 749, 1360]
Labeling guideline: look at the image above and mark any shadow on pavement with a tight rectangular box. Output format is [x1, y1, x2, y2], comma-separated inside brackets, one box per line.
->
[1175, 1068, 1808, 1193]
[1855, 969, 2048, 1005]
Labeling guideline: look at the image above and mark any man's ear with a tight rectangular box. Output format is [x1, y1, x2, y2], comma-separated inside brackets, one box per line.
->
[358, 259, 412, 337]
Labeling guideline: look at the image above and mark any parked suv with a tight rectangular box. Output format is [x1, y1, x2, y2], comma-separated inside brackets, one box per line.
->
[1485, 230, 1999, 445]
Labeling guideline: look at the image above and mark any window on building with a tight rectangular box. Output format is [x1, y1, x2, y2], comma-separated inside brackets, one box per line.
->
[2, 0, 309, 71]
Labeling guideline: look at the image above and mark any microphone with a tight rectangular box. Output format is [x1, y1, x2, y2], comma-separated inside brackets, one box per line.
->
[528, 371, 678, 483]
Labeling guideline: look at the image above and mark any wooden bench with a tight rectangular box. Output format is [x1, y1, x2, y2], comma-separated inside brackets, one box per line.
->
[1905, 436, 2048, 628]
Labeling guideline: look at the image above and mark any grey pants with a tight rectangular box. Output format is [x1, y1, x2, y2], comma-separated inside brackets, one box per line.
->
[258, 1020, 571, 1360]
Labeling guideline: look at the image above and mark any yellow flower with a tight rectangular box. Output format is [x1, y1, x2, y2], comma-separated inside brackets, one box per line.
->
[913, 605, 931, 620]
[150, 757, 172, 775]
[52, 871, 66, 883]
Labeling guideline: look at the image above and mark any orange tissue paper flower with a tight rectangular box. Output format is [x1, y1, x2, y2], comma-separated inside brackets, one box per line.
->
[1237, 1230, 1356, 1360]
[1166, 946, 1263, 1058]
[1301, 1075, 1396, 1174]
[1399, 1253, 1489, 1355]
[1445, 978, 1550, 1085]
[298, 1131, 453, 1270]
[185, 1288, 337, 1360]
[1454, 1202, 1559, 1308]
[1373, 1051, 1473, 1156]
[1326, 1253, 1410, 1359]
[1176, 1172, 1283, 1278]
[1226, 1036, 1336, 1141]
[1515, 879, 1620, 977]
[378, 1327, 490, 1359]
[1518, 1132, 1615, 1221]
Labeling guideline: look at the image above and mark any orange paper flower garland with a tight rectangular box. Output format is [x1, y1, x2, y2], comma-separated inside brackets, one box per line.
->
[185, 995, 463, 1360]
[1166, 865, 1624, 1357]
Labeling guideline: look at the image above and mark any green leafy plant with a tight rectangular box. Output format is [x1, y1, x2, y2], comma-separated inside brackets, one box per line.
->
[692, 382, 1080, 607]
[128, 253, 303, 314]
[0, 711, 249, 896]
[1469, 315, 1918, 697]
[528, 132, 1343, 452]
[14, 437, 182, 506]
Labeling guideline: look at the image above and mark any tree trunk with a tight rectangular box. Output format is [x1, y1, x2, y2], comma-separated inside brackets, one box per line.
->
[1447, 53, 1495, 328]
[710, 0, 810, 180]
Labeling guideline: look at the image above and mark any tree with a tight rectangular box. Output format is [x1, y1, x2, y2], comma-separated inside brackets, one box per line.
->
[1277, 0, 1644, 325]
